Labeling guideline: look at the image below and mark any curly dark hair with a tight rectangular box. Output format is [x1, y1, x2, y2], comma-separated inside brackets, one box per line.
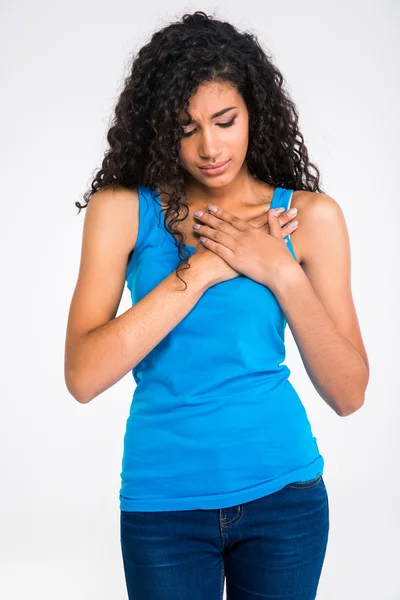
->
[76, 10, 325, 288]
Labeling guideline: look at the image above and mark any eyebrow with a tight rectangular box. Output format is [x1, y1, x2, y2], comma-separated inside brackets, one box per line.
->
[182, 106, 237, 125]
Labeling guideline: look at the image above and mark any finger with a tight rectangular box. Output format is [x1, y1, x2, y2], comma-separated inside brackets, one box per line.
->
[278, 208, 297, 228]
[248, 212, 271, 228]
[199, 233, 235, 257]
[251, 208, 299, 238]
[193, 222, 237, 251]
[197, 205, 250, 235]
[267, 208, 284, 238]
[250, 206, 297, 229]
[280, 218, 299, 237]
[205, 204, 248, 231]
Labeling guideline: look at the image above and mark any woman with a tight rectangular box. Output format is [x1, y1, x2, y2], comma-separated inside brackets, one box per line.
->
[64, 11, 369, 600]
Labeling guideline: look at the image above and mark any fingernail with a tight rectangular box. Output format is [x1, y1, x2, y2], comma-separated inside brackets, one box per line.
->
[194, 210, 203, 217]
[207, 204, 218, 213]
[275, 207, 285, 214]
[287, 207, 298, 216]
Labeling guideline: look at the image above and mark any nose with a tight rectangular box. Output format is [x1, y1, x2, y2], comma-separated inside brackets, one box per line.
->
[198, 128, 222, 161]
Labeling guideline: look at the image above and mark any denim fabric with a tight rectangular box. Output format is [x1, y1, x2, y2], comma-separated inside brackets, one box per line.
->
[120, 475, 329, 599]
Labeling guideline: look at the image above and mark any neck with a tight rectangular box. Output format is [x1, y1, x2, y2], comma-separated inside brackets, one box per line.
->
[183, 163, 274, 209]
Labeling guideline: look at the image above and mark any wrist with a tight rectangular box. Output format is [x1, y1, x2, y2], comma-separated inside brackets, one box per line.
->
[185, 255, 213, 293]
[269, 261, 305, 297]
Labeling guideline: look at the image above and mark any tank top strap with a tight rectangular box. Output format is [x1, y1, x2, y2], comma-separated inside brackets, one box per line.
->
[270, 187, 297, 264]
[136, 184, 170, 248]
[270, 187, 294, 212]
[132, 184, 161, 256]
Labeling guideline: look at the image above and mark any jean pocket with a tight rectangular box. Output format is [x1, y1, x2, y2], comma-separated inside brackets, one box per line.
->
[287, 474, 322, 489]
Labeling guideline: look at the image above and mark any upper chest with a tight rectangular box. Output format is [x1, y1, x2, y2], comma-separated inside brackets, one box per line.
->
[158, 189, 309, 265]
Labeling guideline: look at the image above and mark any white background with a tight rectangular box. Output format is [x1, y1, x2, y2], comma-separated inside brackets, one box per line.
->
[1, 1, 399, 598]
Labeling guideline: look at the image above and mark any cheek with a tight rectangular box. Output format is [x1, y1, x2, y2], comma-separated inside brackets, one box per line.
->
[178, 141, 189, 160]
[178, 144, 196, 169]
[238, 123, 249, 146]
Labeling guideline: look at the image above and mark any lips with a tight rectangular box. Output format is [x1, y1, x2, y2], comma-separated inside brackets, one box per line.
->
[200, 160, 230, 169]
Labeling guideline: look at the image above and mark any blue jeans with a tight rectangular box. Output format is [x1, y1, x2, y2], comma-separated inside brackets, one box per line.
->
[120, 475, 329, 599]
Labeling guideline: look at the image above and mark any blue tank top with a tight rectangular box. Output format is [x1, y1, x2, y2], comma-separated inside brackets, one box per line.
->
[120, 184, 324, 511]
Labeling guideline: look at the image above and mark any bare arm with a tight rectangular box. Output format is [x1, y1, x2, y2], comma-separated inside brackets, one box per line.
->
[271, 193, 369, 417]
[64, 186, 210, 404]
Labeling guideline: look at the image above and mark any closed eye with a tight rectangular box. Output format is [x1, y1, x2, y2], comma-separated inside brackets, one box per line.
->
[181, 117, 237, 138]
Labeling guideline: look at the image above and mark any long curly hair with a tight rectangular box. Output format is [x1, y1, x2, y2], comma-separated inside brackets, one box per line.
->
[76, 10, 324, 288]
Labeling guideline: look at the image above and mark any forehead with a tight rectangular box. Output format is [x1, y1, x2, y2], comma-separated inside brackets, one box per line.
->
[179, 82, 243, 120]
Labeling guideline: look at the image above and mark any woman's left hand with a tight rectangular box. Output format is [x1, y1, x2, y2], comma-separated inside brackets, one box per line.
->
[192, 204, 298, 290]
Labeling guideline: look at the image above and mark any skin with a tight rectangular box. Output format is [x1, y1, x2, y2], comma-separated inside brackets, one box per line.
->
[65, 81, 369, 413]
[172, 81, 370, 415]
[160, 81, 298, 251]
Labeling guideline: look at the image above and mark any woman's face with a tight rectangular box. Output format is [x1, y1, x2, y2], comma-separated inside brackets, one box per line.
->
[178, 82, 249, 187]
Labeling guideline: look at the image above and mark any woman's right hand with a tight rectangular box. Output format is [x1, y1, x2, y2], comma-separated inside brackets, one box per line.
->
[190, 205, 298, 287]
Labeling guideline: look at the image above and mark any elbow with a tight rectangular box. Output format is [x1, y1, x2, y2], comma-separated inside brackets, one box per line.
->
[64, 367, 92, 404]
[66, 381, 91, 405]
[336, 367, 369, 417]
[337, 394, 365, 417]
[73, 392, 92, 405]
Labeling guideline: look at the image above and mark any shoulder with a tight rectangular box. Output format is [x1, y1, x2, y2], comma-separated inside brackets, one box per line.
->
[88, 184, 138, 211]
[86, 184, 139, 250]
[289, 190, 345, 265]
